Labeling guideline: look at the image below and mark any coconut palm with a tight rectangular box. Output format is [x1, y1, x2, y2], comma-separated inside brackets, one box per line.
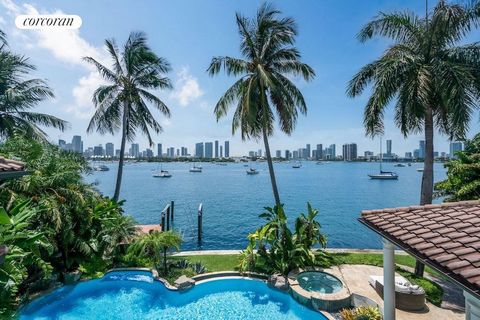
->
[347, 0, 480, 276]
[207, 3, 315, 206]
[85, 32, 172, 201]
[0, 33, 67, 141]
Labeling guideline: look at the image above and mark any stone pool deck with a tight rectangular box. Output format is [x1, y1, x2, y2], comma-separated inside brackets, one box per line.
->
[335, 265, 464, 320]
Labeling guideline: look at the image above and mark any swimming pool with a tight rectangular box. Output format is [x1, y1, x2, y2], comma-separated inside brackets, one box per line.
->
[20, 271, 327, 320]
[297, 271, 343, 294]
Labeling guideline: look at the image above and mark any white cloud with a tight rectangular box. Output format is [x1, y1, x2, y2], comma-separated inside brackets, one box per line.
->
[170, 67, 204, 106]
[68, 72, 106, 119]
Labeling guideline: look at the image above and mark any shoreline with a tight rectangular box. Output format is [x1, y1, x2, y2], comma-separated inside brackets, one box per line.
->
[172, 248, 408, 256]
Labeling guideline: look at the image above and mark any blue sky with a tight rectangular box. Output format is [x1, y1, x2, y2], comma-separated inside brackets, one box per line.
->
[1, 0, 479, 156]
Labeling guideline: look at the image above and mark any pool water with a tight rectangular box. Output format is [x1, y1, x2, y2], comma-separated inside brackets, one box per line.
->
[20, 271, 326, 320]
[297, 271, 343, 294]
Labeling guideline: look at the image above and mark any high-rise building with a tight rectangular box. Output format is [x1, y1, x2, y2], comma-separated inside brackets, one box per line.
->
[386, 139, 392, 156]
[72, 135, 83, 153]
[342, 143, 357, 161]
[305, 144, 311, 159]
[224, 141, 230, 158]
[214, 140, 219, 158]
[176, 149, 180, 157]
[195, 143, 204, 158]
[130, 143, 140, 158]
[157, 143, 163, 158]
[220, 145, 223, 158]
[324, 144, 336, 160]
[115, 149, 121, 157]
[449, 141, 463, 159]
[285, 150, 291, 160]
[258, 149, 262, 158]
[276, 150, 281, 158]
[419, 140, 425, 159]
[58, 139, 66, 150]
[248, 151, 255, 157]
[364, 151, 374, 160]
[105, 143, 114, 157]
[292, 150, 299, 159]
[413, 149, 420, 159]
[146, 149, 153, 158]
[84, 147, 93, 158]
[93, 145, 104, 157]
[405, 152, 413, 159]
[205, 142, 213, 159]
[181, 147, 188, 156]
[316, 144, 323, 160]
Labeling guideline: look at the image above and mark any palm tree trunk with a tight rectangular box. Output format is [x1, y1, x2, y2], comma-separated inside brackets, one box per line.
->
[163, 248, 167, 274]
[262, 126, 281, 207]
[415, 106, 434, 277]
[112, 104, 128, 202]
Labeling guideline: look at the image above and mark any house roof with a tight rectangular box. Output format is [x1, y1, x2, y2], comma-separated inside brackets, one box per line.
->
[0, 156, 27, 179]
[359, 200, 480, 299]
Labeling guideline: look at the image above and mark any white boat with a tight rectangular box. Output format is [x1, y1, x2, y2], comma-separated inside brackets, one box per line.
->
[316, 161, 323, 165]
[369, 138, 398, 180]
[292, 161, 302, 168]
[189, 163, 202, 172]
[394, 163, 406, 167]
[246, 168, 259, 175]
[417, 168, 424, 172]
[153, 170, 172, 178]
[93, 164, 109, 171]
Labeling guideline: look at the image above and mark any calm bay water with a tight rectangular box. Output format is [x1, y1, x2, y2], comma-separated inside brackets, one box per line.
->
[84, 161, 447, 250]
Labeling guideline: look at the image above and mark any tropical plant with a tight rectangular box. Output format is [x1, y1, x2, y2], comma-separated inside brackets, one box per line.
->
[128, 230, 182, 274]
[340, 306, 382, 320]
[347, 0, 480, 276]
[239, 203, 326, 275]
[435, 134, 480, 201]
[0, 201, 52, 314]
[0, 33, 67, 141]
[85, 31, 172, 202]
[207, 3, 315, 206]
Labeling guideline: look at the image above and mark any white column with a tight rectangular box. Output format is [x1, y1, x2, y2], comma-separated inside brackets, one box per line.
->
[465, 290, 480, 320]
[383, 239, 396, 320]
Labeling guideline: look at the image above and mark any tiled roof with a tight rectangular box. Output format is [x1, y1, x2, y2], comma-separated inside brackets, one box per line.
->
[0, 156, 25, 172]
[359, 200, 480, 298]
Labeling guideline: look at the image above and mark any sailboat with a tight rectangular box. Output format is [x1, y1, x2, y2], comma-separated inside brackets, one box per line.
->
[368, 138, 398, 180]
[292, 161, 302, 168]
[246, 164, 259, 175]
[153, 164, 172, 178]
[189, 162, 202, 172]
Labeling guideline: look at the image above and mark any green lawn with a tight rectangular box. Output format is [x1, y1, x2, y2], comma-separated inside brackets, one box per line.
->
[173, 252, 444, 305]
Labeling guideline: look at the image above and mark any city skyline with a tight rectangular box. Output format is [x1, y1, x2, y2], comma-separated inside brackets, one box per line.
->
[1, 1, 479, 157]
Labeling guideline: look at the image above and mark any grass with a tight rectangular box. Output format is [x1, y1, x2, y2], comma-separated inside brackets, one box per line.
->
[173, 252, 444, 305]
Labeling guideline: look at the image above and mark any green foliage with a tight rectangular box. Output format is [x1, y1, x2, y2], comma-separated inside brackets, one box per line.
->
[127, 230, 182, 274]
[340, 306, 381, 320]
[0, 201, 52, 314]
[435, 133, 480, 201]
[0, 32, 67, 141]
[239, 203, 327, 275]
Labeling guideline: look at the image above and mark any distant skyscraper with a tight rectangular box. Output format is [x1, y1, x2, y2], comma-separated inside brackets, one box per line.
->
[93, 145, 104, 157]
[214, 140, 219, 158]
[258, 149, 262, 157]
[292, 150, 299, 159]
[413, 149, 420, 159]
[169, 147, 175, 158]
[224, 141, 230, 157]
[248, 151, 255, 157]
[386, 139, 392, 156]
[364, 151, 374, 160]
[205, 142, 213, 159]
[157, 143, 163, 157]
[72, 135, 83, 153]
[316, 144, 323, 160]
[181, 147, 188, 156]
[146, 149, 153, 158]
[285, 150, 291, 159]
[324, 144, 336, 160]
[276, 150, 281, 158]
[342, 143, 357, 161]
[220, 145, 223, 158]
[195, 143, 204, 158]
[405, 152, 413, 159]
[58, 139, 66, 150]
[115, 149, 121, 157]
[419, 140, 425, 159]
[449, 141, 463, 159]
[105, 143, 114, 157]
[130, 143, 140, 158]
[305, 144, 311, 159]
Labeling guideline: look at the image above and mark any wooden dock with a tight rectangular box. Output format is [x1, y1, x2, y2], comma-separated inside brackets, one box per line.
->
[135, 224, 162, 235]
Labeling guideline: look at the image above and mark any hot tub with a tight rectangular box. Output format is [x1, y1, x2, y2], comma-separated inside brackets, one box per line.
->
[297, 271, 343, 294]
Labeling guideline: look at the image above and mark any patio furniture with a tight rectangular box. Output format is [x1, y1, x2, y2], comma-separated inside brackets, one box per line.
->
[369, 275, 426, 311]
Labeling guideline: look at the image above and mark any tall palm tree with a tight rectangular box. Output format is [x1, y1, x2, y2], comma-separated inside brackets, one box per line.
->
[0, 33, 67, 141]
[347, 0, 480, 276]
[85, 32, 172, 202]
[207, 3, 315, 206]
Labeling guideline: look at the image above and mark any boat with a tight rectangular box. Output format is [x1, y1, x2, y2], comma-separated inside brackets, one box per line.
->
[292, 161, 302, 168]
[407, 163, 412, 166]
[417, 168, 424, 172]
[246, 168, 259, 175]
[189, 163, 202, 172]
[316, 161, 324, 165]
[369, 138, 398, 180]
[153, 170, 172, 178]
[394, 163, 406, 167]
[93, 164, 109, 171]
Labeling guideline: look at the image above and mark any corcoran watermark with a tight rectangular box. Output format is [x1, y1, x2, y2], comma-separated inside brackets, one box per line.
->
[15, 15, 82, 30]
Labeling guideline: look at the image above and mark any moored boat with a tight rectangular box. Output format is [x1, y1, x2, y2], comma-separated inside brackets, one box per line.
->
[246, 168, 259, 175]
[153, 170, 172, 178]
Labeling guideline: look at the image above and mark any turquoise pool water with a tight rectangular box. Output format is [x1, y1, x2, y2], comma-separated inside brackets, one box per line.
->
[20, 271, 326, 320]
[297, 271, 343, 294]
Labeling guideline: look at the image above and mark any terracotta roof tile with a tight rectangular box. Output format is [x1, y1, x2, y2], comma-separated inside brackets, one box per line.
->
[360, 200, 480, 297]
[0, 157, 25, 172]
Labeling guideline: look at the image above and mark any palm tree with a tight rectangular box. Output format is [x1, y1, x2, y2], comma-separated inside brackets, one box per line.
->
[128, 230, 182, 274]
[347, 0, 480, 276]
[207, 3, 315, 206]
[85, 32, 172, 202]
[0, 33, 67, 141]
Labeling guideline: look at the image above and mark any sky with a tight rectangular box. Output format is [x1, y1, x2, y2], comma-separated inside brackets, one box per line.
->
[0, 0, 479, 157]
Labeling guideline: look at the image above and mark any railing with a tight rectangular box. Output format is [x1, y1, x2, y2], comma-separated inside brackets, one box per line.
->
[198, 203, 203, 243]
[160, 201, 174, 231]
